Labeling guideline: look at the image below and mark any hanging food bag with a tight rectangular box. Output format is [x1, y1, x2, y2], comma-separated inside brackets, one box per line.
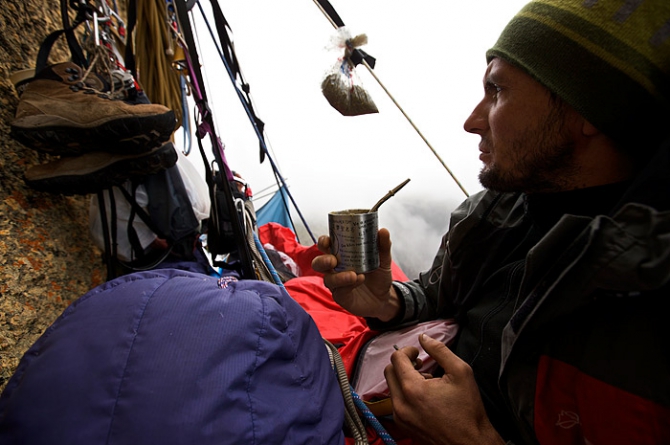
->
[321, 28, 378, 116]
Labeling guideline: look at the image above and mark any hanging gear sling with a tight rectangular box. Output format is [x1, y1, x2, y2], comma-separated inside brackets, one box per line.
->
[189, 0, 317, 245]
[171, 0, 256, 279]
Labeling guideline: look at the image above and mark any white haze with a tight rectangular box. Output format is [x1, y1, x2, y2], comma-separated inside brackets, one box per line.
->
[177, 0, 529, 279]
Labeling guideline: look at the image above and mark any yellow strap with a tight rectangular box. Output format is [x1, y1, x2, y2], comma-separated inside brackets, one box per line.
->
[364, 398, 393, 417]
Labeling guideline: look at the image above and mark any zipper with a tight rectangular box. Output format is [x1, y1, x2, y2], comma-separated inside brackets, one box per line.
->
[468, 259, 525, 366]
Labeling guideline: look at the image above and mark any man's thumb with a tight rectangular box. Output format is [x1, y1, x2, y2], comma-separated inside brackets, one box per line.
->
[378, 228, 393, 269]
[419, 334, 453, 367]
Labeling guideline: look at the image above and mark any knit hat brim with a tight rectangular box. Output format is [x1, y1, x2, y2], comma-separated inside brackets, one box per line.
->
[487, 0, 670, 148]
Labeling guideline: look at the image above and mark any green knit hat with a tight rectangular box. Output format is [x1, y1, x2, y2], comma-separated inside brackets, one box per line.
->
[487, 0, 670, 149]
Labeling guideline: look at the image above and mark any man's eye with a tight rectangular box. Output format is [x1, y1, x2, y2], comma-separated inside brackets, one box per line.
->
[485, 82, 502, 95]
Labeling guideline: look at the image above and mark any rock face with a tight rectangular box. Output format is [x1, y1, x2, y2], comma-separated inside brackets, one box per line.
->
[0, 2, 106, 390]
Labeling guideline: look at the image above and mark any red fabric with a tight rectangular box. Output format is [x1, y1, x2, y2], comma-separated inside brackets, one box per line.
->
[259, 223, 323, 277]
[258, 222, 409, 281]
[535, 355, 670, 445]
[259, 223, 414, 444]
[282, 277, 415, 445]
[283, 276, 377, 377]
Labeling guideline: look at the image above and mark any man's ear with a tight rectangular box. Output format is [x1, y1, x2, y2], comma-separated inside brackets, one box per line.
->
[582, 119, 600, 137]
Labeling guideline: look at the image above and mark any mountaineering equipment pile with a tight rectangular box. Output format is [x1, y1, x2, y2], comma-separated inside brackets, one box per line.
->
[171, 0, 256, 280]
[9, 0, 178, 196]
[7, 0, 208, 282]
[12, 61, 177, 195]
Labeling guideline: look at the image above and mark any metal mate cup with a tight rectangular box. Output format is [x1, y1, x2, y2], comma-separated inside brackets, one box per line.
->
[328, 209, 379, 274]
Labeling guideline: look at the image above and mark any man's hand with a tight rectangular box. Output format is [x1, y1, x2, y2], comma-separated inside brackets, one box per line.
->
[384, 335, 505, 445]
[311, 228, 400, 321]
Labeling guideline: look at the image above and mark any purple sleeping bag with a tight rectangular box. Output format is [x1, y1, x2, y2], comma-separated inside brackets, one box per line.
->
[0, 269, 345, 444]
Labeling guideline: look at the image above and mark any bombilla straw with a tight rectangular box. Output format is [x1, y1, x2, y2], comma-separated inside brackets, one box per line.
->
[370, 178, 411, 212]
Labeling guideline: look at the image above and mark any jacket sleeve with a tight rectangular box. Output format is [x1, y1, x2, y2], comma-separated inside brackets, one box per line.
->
[366, 233, 452, 331]
[366, 192, 493, 331]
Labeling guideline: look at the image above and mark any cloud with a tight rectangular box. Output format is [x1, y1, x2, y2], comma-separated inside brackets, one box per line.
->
[380, 195, 459, 279]
[294, 193, 464, 280]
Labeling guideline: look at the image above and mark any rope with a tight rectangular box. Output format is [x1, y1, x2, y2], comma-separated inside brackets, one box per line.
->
[135, 0, 183, 126]
[253, 230, 284, 286]
[243, 202, 277, 284]
[324, 340, 398, 445]
[351, 388, 397, 445]
[324, 340, 368, 445]
[311, 0, 469, 198]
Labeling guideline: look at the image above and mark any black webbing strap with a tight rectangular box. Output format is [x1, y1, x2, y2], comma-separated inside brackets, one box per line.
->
[108, 189, 119, 262]
[96, 192, 115, 281]
[36, 0, 91, 73]
[204, 0, 267, 162]
[314, 0, 376, 69]
[124, 0, 137, 78]
[315, 0, 345, 27]
[125, 184, 146, 261]
[174, 0, 255, 279]
[115, 183, 170, 242]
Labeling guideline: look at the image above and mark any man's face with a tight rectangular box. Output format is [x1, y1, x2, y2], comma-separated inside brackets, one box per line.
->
[464, 58, 582, 194]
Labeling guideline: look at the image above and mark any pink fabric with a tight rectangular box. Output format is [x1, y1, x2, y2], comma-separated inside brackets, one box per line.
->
[353, 319, 459, 400]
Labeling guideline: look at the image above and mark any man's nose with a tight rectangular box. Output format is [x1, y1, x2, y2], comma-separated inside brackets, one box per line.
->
[463, 100, 488, 135]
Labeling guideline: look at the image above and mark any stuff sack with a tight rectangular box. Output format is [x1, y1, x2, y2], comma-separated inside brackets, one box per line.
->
[89, 150, 209, 265]
[0, 269, 345, 445]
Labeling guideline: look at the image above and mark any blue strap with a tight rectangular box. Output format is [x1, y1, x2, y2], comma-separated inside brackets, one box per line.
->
[253, 232, 284, 287]
[351, 387, 397, 445]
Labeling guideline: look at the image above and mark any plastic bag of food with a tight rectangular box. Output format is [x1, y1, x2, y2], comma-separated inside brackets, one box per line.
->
[321, 28, 378, 116]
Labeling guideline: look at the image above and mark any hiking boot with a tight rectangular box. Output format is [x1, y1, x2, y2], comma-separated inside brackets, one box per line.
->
[10, 62, 176, 156]
[24, 141, 178, 196]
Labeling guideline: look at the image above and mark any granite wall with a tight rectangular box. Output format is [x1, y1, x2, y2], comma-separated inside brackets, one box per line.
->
[0, 1, 106, 390]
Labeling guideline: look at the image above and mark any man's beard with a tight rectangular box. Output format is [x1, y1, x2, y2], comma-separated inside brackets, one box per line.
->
[479, 105, 579, 194]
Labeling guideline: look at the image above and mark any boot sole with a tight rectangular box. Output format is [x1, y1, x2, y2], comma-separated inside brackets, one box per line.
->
[24, 142, 178, 196]
[11, 110, 176, 156]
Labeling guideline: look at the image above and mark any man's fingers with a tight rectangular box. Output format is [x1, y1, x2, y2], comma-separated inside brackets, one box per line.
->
[320, 272, 366, 308]
[384, 362, 407, 417]
[384, 362, 398, 392]
[316, 235, 330, 253]
[311, 252, 337, 273]
[419, 334, 470, 380]
[389, 346, 423, 378]
[378, 228, 393, 270]
[316, 231, 392, 274]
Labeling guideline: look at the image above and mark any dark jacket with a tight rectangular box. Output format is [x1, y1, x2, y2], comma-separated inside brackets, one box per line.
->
[377, 140, 670, 444]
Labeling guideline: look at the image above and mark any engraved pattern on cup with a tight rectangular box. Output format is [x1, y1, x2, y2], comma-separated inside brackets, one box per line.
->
[328, 209, 379, 274]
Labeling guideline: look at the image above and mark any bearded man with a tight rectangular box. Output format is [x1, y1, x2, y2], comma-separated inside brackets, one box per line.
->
[313, 0, 670, 443]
